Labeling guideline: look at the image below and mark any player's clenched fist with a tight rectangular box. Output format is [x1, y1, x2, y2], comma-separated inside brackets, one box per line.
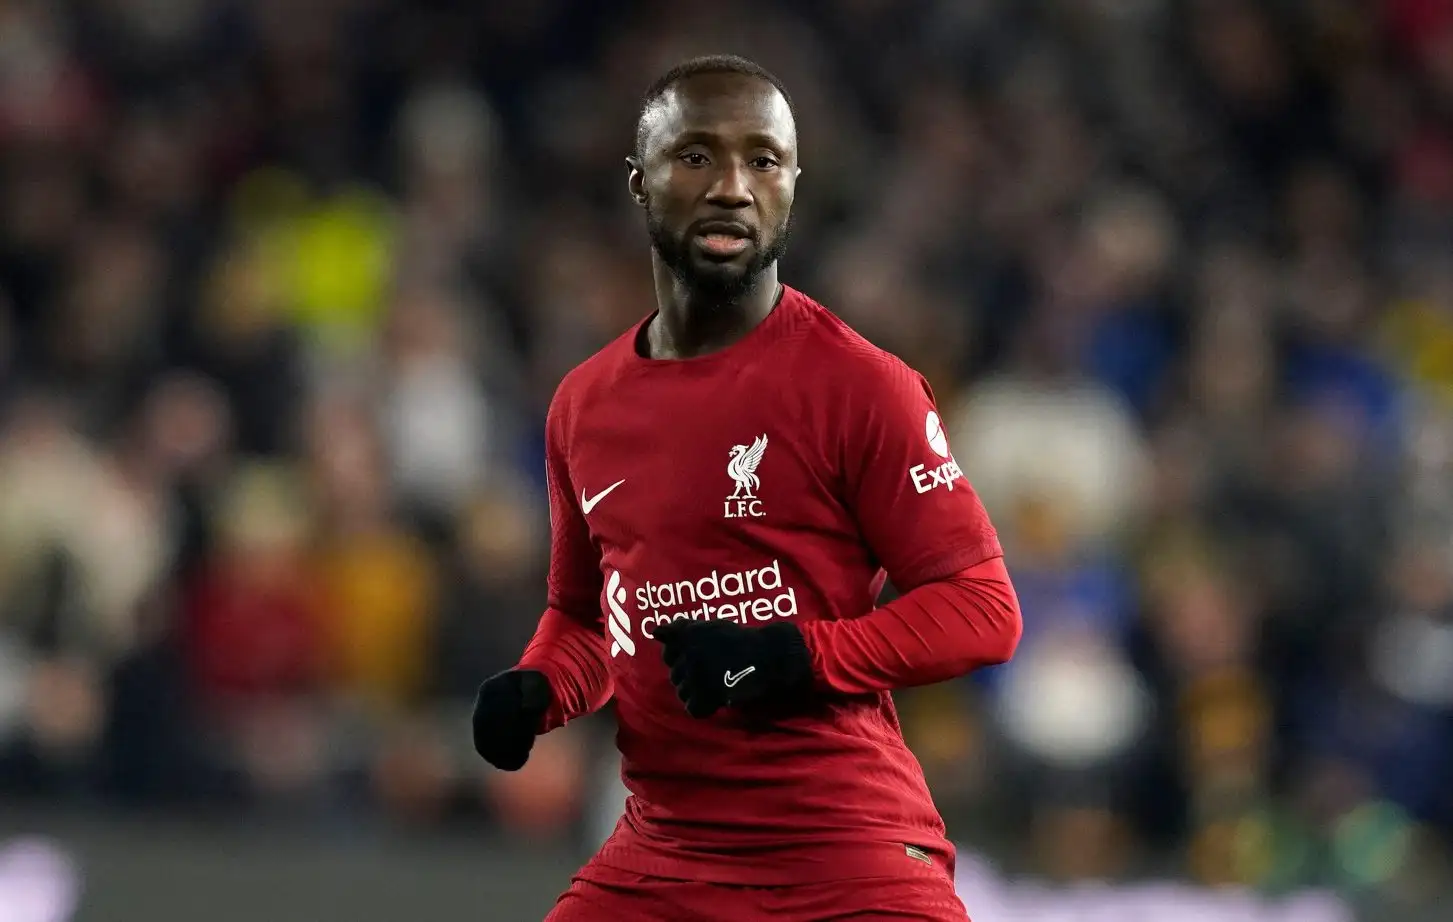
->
[472, 669, 552, 771]
[654, 620, 814, 718]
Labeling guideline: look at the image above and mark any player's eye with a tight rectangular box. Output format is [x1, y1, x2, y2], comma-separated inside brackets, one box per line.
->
[678, 151, 709, 166]
[750, 156, 780, 170]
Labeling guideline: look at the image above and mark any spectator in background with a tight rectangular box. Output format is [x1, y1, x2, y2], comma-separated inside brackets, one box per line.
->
[306, 387, 436, 719]
[183, 462, 325, 803]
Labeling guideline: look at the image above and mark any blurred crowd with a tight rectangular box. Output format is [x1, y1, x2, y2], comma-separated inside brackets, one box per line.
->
[1, 0, 1451, 910]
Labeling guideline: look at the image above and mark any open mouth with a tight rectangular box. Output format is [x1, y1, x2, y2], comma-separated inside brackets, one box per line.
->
[692, 221, 754, 259]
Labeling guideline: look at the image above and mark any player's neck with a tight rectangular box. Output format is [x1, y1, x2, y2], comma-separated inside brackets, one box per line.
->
[647, 265, 782, 360]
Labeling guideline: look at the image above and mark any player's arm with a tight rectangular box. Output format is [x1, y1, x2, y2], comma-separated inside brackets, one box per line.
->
[474, 388, 613, 771]
[796, 355, 1022, 695]
[513, 392, 615, 732]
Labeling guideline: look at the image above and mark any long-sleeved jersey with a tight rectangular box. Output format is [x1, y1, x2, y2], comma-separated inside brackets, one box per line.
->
[518, 286, 1021, 885]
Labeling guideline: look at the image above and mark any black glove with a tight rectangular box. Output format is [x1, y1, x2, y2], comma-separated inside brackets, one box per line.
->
[654, 619, 814, 719]
[472, 669, 552, 771]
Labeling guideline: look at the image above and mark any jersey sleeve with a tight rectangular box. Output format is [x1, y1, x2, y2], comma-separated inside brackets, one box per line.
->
[515, 387, 614, 731]
[801, 557, 1021, 694]
[795, 351, 1017, 694]
[838, 353, 1002, 591]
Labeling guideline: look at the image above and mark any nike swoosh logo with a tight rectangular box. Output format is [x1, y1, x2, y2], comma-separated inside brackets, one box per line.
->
[723, 666, 756, 688]
[581, 479, 625, 514]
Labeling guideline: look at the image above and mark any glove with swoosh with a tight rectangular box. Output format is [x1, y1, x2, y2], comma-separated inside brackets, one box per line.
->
[654, 619, 814, 718]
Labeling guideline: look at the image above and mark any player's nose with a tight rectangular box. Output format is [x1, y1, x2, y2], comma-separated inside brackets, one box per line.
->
[705, 161, 752, 208]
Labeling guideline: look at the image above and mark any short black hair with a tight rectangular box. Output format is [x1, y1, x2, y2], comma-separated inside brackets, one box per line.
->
[634, 54, 795, 160]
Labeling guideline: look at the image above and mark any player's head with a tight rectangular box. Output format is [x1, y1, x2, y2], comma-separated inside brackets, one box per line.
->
[627, 55, 800, 300]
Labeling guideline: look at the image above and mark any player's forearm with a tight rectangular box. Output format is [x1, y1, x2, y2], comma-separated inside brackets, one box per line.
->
[799, 556, 1021, 695]
[516, 606, 614, 732]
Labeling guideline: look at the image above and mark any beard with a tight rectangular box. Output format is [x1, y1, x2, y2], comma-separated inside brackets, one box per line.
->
[647, 207, 792, 302]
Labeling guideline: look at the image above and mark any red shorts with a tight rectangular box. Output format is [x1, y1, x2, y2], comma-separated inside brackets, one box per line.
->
[544, 855, 971, 922]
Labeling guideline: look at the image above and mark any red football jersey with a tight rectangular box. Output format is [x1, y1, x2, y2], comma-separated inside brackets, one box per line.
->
[519, 286, 1003, 885]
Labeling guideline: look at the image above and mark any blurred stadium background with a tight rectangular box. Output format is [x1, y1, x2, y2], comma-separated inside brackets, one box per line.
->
[1, 0, 1452, 919]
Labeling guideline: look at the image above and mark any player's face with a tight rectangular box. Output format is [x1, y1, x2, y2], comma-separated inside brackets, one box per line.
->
[630, 74, 799, 299]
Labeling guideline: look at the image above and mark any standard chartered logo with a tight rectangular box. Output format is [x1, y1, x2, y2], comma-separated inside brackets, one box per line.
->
[606, 570, 635, 658]
[604, 560, 798, 657]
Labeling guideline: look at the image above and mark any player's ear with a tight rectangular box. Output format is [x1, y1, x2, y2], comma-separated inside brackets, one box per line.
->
[626, 157, 648, 207]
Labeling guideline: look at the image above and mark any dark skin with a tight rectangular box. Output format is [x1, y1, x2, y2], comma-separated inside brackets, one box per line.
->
[627, 73, 801, 360]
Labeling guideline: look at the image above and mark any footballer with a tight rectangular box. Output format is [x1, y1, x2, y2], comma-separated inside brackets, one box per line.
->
[472, 55, 1022, 922]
